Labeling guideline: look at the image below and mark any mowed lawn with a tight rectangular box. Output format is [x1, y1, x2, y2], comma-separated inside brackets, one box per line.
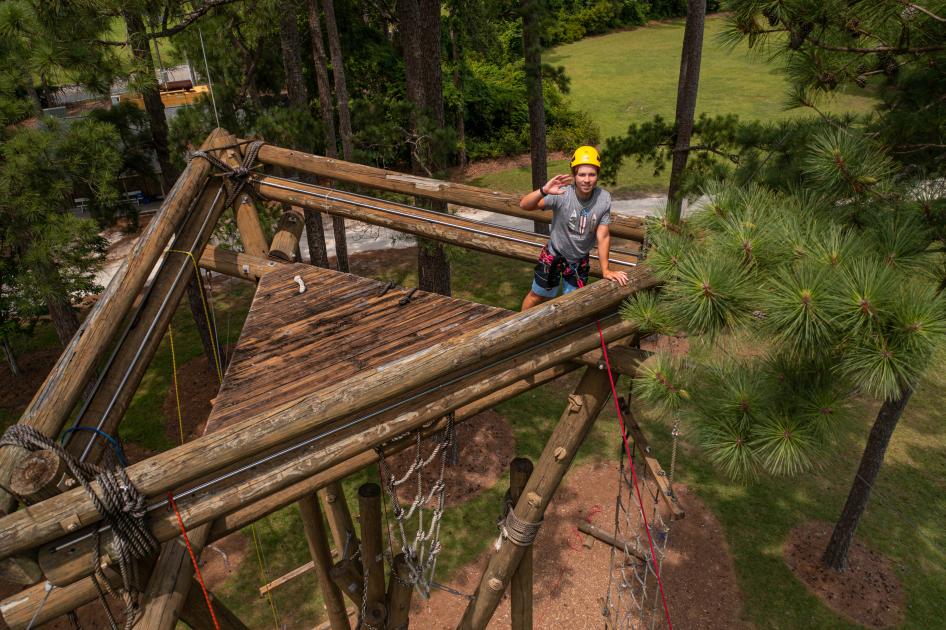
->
[472, 15, 877, 196]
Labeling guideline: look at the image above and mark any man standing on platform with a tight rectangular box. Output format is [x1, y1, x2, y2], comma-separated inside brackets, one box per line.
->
[519, 145, 628, 311]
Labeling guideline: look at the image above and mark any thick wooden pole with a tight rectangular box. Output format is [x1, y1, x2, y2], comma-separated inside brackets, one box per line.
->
[270, 207, 306, 261]
[200, 245, 283, 281]
[218, 143, 269, 259]
[252, 145, 645, 241]
[318, 481, 358, 559]
[299, 495, 351, 630]
[358, 483, 386, 619]
[1, 270, 654, 562]
[509, 457, 534, 630]
[0, 128, 228, 516]
[458, 368, 615, 630]
[61, 177, 228, 465]
[179, 582, 250, 630]
[329, 557, 363, 606]
[385, 553, 413, 630]
[134, 524, 211, 629]
[0, 363, 581, 628]
[254, 177, 639, 277]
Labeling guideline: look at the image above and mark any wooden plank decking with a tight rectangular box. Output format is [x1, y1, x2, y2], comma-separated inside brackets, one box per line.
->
[205, 263, 509, 434]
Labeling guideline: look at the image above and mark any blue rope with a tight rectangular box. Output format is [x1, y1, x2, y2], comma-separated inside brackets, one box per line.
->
[60, 427, 127, 467]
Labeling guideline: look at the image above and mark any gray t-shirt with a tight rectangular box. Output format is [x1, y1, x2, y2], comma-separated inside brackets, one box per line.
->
[543, 185, 612, 261]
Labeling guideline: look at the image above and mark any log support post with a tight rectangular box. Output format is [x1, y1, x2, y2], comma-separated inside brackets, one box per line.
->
[357, 483, 386, 625]
[134, 523, 211, 629]
[458, 367, 615, 630]
[330, 557, 364, 606]
[299, 495, 351, 630]
[269, 207, 305, 261]
[385, 553, 413, 630]
[318, 481, 358, 560]
[509, 457, 534, 630]
[179, 581, 249, 630]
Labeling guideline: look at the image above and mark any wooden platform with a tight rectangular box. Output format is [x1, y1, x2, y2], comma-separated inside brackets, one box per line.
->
[205, 263, 509, 434]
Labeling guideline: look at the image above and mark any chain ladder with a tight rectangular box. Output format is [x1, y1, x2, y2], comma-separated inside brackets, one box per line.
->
[375, 413, 455, 599]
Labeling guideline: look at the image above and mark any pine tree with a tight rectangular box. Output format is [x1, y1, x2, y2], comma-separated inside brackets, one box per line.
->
[623, 126, 946, 570]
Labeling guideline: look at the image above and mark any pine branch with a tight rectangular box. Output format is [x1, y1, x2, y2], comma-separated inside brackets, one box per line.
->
[809, 38, 946, 54]
[147, 0, 242, 39]
[898, 1, 946, 23]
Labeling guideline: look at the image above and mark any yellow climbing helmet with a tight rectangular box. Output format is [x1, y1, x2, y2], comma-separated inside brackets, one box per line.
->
[570, 145, 601, 169]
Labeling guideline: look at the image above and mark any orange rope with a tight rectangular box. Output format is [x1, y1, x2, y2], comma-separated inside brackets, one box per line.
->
[168, 491, 220, 630]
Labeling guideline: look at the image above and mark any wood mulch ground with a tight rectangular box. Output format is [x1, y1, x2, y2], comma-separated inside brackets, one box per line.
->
[407, 459, 748, 630]
[784, 521, 905, 629]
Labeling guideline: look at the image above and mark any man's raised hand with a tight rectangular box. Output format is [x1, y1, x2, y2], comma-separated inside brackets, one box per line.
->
[542, 174, 572, 195]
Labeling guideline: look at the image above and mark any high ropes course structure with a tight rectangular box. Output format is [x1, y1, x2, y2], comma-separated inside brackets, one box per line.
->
[0, 128, 684, 630]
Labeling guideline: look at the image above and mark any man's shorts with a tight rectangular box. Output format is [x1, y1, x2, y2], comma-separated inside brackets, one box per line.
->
[531, 245, 590, 298]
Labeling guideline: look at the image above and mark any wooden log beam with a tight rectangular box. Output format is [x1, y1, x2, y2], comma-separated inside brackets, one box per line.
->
[357, 484, 385, 616]
[199, 244, 284, 281]
[0, 269, 655, 562]
[1, 363, 577, 628]
[509, 457, 534, 630]
[269, 207, 305, 261]
[179, 581, 250, 630]
[385, 554, 413, 630]
[318, 481, 357, 560]
[577, 522, 646, 562]
[219, 144, 269, 259]
[299, 495, 351, 630]
[251, 145, 646, 242]
[329, 558, 363, 606]
[0, 128, 229, 516]
[254, 176, 639, 277]
[458, 368, 615, 630]
[61, 132, 236, 466]
[134, 524, 211, 629]
[625, 412, 685, 521]
[31, 313, 637, 589]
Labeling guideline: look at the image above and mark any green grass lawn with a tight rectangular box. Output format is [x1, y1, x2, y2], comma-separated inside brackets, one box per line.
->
[471, 16, 877, 197]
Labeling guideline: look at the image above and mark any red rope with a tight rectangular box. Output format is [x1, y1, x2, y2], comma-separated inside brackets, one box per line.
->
[575, 277, 672, 629]
[595, 320, 673, 629]
[168, 491, 220, 630]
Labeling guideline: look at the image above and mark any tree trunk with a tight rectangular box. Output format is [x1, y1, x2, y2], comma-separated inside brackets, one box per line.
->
[186, 275, 221, 377]
[449, 23, 467, 171]
[306, 0, 338, 159]
[397, 0, 451, 295]
[124, 10, 178, 190]
[2, 337, 19, 377]
[45, 294, 79, 347]
[279, 0, 309, 108]
[666, 0, 706, 223]
[321, 0, 351, 273]
[304, 209, 331, 268]
[822, 386, 913, 570]
[522, 0, 549, 236]
[20, 62, 42, 115]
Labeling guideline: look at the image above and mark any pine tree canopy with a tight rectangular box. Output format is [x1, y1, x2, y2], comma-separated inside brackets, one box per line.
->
[624, 125, 946, 481]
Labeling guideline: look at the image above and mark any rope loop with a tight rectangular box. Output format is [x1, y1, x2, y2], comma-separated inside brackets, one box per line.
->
[496, 505, 543, 548]
[1, 424, 158, 629]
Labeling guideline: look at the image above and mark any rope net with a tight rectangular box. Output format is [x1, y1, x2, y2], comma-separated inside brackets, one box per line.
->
[603, 415, 674, 630]
[375, 413, 456, 600]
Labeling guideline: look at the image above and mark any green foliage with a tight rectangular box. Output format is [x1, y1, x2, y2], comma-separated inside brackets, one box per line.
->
[0, 118, 120, 347]
[626, 124, 946, 480]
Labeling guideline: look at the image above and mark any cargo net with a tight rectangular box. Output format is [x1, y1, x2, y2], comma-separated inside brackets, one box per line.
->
[375, 413, 456, 599]
[602, 416, 677, 630]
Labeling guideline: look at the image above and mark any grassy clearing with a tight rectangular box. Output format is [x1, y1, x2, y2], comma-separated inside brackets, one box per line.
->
[471, 16, 877, 196]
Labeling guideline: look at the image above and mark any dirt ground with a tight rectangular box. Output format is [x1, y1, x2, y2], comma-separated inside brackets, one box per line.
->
[784, 521, 905, 629]
[406, 460, 747, 630]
